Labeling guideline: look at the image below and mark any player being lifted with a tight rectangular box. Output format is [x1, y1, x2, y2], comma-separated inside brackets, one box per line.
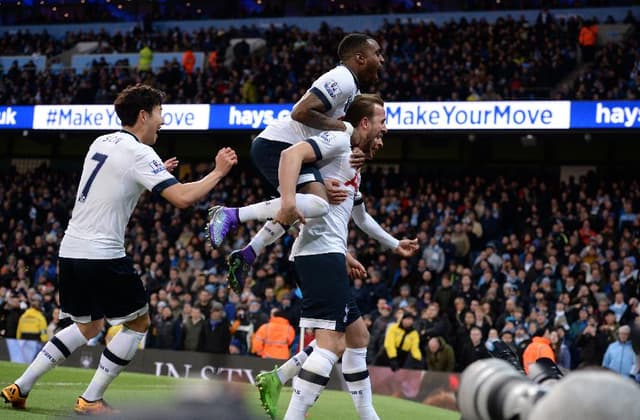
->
[206, 33, 385, 294]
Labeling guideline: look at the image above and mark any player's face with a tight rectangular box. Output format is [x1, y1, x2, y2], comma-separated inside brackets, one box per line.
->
[358, 39, 384, 84]
[141, 105, 164, 145]
[361, 104, 387, 159]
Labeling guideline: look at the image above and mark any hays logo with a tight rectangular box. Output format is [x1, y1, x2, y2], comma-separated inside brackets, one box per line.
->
[148, 159, 166, 174]
[0, 107, 17, 125]
[595, 102, 640, 128]
[324, 79, 342, 98]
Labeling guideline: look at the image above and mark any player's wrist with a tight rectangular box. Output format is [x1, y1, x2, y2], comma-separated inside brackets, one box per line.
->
[343, 121, 354, 136]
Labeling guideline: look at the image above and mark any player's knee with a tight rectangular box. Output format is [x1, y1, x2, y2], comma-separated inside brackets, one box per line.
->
[124, 314, 151, 333]
[299, 193, 329, 218]
[77, 320, 104, 339]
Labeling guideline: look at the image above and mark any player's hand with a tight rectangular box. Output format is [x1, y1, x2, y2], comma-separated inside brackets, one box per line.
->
[395, 238, 419, 257]
[389, 358, 400, 372]
[164, 157, 179, 173]
[214, 147, 238, 176]
[325, 178, 348, 204]
[346, 253, 367, 280]
[275, 204, 305, 226]
[350, 147, 366, 169]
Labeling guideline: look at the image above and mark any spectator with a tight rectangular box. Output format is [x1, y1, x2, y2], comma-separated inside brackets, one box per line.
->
[425, 337, 455, 372]
[181, 306, 205, 351]
[550, 329, 572, 369]
[578, 19, 598, 63]
[138, 44, 153, 72]
[378, 311, 422, 370]
[229, 305, 253, 355]
[251, 308, 295, 360]
[199, 302, 231, 354]
[459, 326, 490, 371]
[182, 48, 196, 75]
[523, 327, 556, 374]
[16, 295, 47, 342]
[602, 325, 635, 376]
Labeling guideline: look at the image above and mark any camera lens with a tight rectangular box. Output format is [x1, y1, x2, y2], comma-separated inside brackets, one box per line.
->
[458, 359, 546, 420]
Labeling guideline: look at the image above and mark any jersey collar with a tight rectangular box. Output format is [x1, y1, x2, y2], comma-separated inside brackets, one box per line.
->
[119, 129, 141, 143]
[340, 63, 360, 90]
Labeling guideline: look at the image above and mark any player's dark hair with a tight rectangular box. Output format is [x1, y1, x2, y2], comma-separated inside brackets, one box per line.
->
[337, 33, 373, 61]
[114, 84, 165, 127]
[344, 93, 384, 127]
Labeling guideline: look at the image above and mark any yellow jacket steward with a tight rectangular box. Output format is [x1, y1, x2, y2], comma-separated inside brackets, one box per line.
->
[17, 307, 48, 342]
[383, 322, 422, 361]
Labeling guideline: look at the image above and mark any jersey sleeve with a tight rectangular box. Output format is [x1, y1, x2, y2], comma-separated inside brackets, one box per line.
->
[308, 67, 356, 112]
[133, 147, 178, 193]
[305, 131, 351, 162]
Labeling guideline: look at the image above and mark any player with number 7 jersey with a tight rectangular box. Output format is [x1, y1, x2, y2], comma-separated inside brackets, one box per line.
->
[3, 84, 237, 414]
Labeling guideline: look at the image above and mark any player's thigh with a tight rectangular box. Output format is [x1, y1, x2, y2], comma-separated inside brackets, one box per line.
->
[99, 257, 148, 324]
[251, 137, 323, 191]
[345, 317, 370, 348]
[297, 179, 329, 201]
[294, 253, 361, 333]
[58, 257, 104, 322]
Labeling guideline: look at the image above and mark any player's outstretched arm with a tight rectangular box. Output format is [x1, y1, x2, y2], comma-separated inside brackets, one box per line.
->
[351, 197, 419, 257]
[161, 147, 237, 208]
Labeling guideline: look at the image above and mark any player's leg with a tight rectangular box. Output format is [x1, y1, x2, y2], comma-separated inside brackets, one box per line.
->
[206, 137, 330, 248]
[76, 257, 149, 415]
[3, 322, 98, 408]
[283, 253, 351, 420]
[344, 316, 380, 420]
[3, 257, 99, 409]
[256, 339, 318, 418]
[226, 178, 328, 295]
[284, 330, 344, 420]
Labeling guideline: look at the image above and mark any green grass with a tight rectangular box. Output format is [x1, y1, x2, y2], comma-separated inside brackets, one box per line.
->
[0, 360, 458, 419]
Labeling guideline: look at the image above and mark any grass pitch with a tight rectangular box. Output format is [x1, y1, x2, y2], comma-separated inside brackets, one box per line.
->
[0, 360, 458, 419]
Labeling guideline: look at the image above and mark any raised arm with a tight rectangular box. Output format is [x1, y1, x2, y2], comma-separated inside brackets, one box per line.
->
[161, 147, 237, 209]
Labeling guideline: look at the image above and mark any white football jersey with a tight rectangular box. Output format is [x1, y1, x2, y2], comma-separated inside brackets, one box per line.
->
[259, 64, 359, 144]
[59, 130, 177, 259]
[291, 130, 361, 257]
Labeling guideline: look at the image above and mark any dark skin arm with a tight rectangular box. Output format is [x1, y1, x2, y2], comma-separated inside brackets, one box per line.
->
[290, 92, 350, 132]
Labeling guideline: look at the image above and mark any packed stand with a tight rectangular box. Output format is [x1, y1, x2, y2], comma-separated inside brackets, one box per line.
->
[1, 0, 635, 26]
[3, 9, 639, 105]
[1, 162, 639, 378]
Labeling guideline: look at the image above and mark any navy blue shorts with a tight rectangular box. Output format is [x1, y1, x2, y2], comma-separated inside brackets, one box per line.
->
[58, 256, 148, 325]
[251, 137, 323, 191]
[294, 253, 361, 332]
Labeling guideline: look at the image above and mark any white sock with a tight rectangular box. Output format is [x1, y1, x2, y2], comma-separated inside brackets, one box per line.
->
[238, 194, 329, 223]
[277, 339, 318, 384]
[248, 221, 286, 255]
[82, 327, 145, 401]
[15, 323, 87, 394]
[342, 347, 379, 420]
[284, 347, 337, 420]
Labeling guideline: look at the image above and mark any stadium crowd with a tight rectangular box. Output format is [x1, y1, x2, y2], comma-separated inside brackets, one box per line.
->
[1, 161, 639, 377]
[0, 1, 635, 26]
[1, 9, 638, 105]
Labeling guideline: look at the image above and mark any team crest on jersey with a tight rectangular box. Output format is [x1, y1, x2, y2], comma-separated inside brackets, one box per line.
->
[149, 159, 166, 174]
[318, 132, 335, 144]
[324, 79, 341, 98]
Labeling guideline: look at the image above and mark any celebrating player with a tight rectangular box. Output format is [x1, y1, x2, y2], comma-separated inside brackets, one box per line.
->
[205, 33, 385, 294]
[2, 85, 237, 414]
